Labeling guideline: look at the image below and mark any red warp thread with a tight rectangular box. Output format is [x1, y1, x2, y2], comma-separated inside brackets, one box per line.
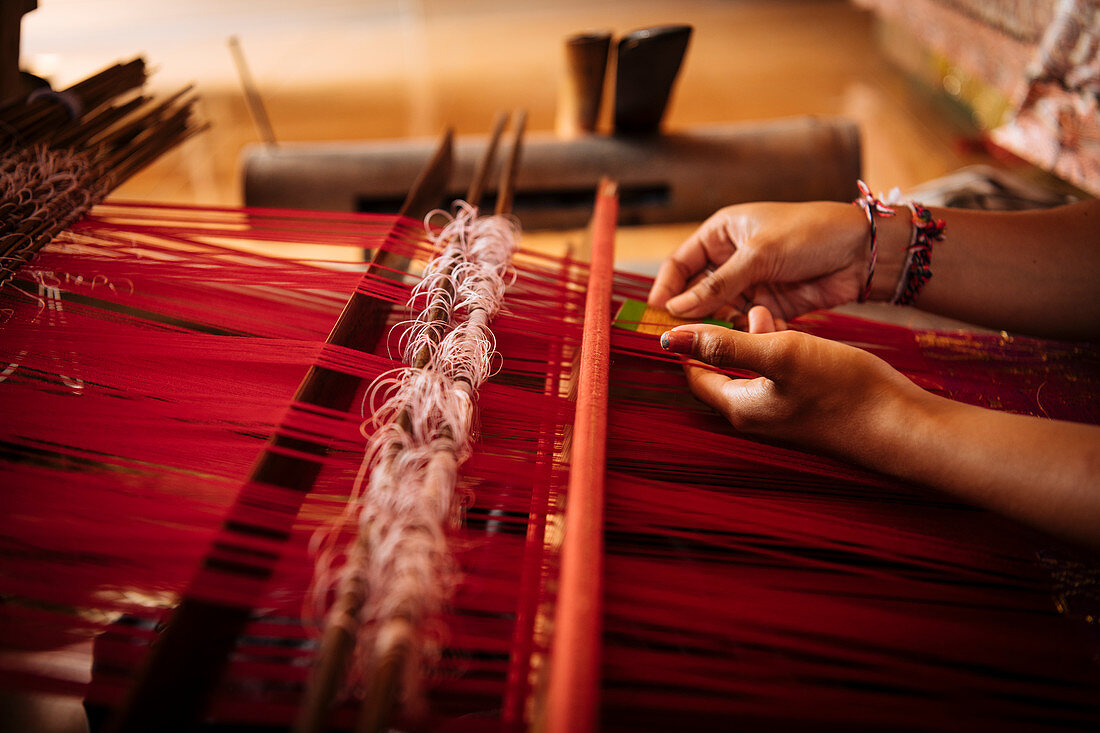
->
[0, 202, 1097, 731]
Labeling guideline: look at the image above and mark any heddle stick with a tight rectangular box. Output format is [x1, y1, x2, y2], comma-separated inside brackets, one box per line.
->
[106, 130, 454, 733]
[293, 114, 514, 733]
[356, 112, 527, 733]
[543, 178, 618, 733]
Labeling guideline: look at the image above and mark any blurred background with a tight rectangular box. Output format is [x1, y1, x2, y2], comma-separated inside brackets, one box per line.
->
[13, 0, 1094, 278]
[19, 0, 1015, 205]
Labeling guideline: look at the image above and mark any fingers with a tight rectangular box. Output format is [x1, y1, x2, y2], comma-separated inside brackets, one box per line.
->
[648, 212, 755, 317]
[648, 256, 696, 309]
[713, 303, 741, 323]
[660, 323, 784, 376]
[682, 347, 776, 431]
[745, 304, 788, 332]
[747, 305, 776, 334]
[682, 360, 735, 415]
[647, 218, 724, 308]
[664, 254, 756, 319]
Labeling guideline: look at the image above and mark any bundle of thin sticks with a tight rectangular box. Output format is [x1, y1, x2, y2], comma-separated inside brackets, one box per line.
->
[0, 57, 201, 289]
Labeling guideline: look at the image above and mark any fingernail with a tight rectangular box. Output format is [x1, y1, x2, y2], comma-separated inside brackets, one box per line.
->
[660, 330, 695, 354]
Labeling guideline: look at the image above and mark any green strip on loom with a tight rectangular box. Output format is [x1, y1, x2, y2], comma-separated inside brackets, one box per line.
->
[613, 298, 648, 331]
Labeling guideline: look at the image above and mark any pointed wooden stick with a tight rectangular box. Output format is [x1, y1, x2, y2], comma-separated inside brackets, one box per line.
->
[496, 110, 527, 216]
[467, 110, 509, 207]
[228, 35, 277, 146]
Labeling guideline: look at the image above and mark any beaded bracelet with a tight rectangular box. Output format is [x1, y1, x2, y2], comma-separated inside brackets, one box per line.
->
[892, 202, 946, 305]
[853, 180, 895, 302]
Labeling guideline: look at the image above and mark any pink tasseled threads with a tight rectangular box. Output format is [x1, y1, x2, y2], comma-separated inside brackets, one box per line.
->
[312, 202, 520, 705]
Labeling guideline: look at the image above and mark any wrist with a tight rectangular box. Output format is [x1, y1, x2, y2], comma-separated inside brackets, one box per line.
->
[866, 208, 911, 303]
[814, 352, 936, 467]
[851, 182, 905, 303]
[858, 382, 947, 477]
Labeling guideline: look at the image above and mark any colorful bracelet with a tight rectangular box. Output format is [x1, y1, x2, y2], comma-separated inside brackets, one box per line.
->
[853, 180, 895, 302]
[891, 202, 946, 306]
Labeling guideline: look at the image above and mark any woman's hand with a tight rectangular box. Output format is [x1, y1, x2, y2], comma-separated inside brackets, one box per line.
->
[662, 307, 1100, 549]
[648, 201, 877, 322]
[661, 313, 926, 460]
[652, 198, 1100, 340]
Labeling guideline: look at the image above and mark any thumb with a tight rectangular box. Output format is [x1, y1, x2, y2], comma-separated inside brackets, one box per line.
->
[665, 253, 756, 319]
[660, 324, 782, 375]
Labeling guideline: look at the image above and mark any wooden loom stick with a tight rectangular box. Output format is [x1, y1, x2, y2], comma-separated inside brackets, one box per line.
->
[228, 35, 278, 146]
[107, 130, 454, 733]
[293, 113, 514, 733]
[467, 109, 509, 209]
[495, 109, 526, 216]
[356, 111, 527, 733]
[544, 178, 618, 733]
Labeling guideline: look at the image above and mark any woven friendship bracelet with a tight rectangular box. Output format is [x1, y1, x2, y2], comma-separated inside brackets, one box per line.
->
[892, 201, 946, 306]
[853, 180, 895, 303]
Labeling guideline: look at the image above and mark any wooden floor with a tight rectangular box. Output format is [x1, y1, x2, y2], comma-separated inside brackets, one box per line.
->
[22, 0, 1002, 266]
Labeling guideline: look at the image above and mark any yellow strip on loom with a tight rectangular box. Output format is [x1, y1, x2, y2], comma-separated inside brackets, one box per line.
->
[612, 298, 733, 336]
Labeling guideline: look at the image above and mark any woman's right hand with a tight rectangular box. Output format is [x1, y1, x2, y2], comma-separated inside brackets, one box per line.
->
[647, 201, 877, 321]
[662, 307, 1100, 550]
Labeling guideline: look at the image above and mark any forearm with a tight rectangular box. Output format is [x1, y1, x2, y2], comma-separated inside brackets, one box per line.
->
[671, 323, 1100, 548]
[868, 199, 1100, 340]
[858, 388, 1100, 549]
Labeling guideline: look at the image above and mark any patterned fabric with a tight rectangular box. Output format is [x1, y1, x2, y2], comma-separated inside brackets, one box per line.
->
[857, 0, 1100, 196]
[855, 0, 1038, 94]
[992, 0, 1100, 197]
[937, 0, 1055, 41]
